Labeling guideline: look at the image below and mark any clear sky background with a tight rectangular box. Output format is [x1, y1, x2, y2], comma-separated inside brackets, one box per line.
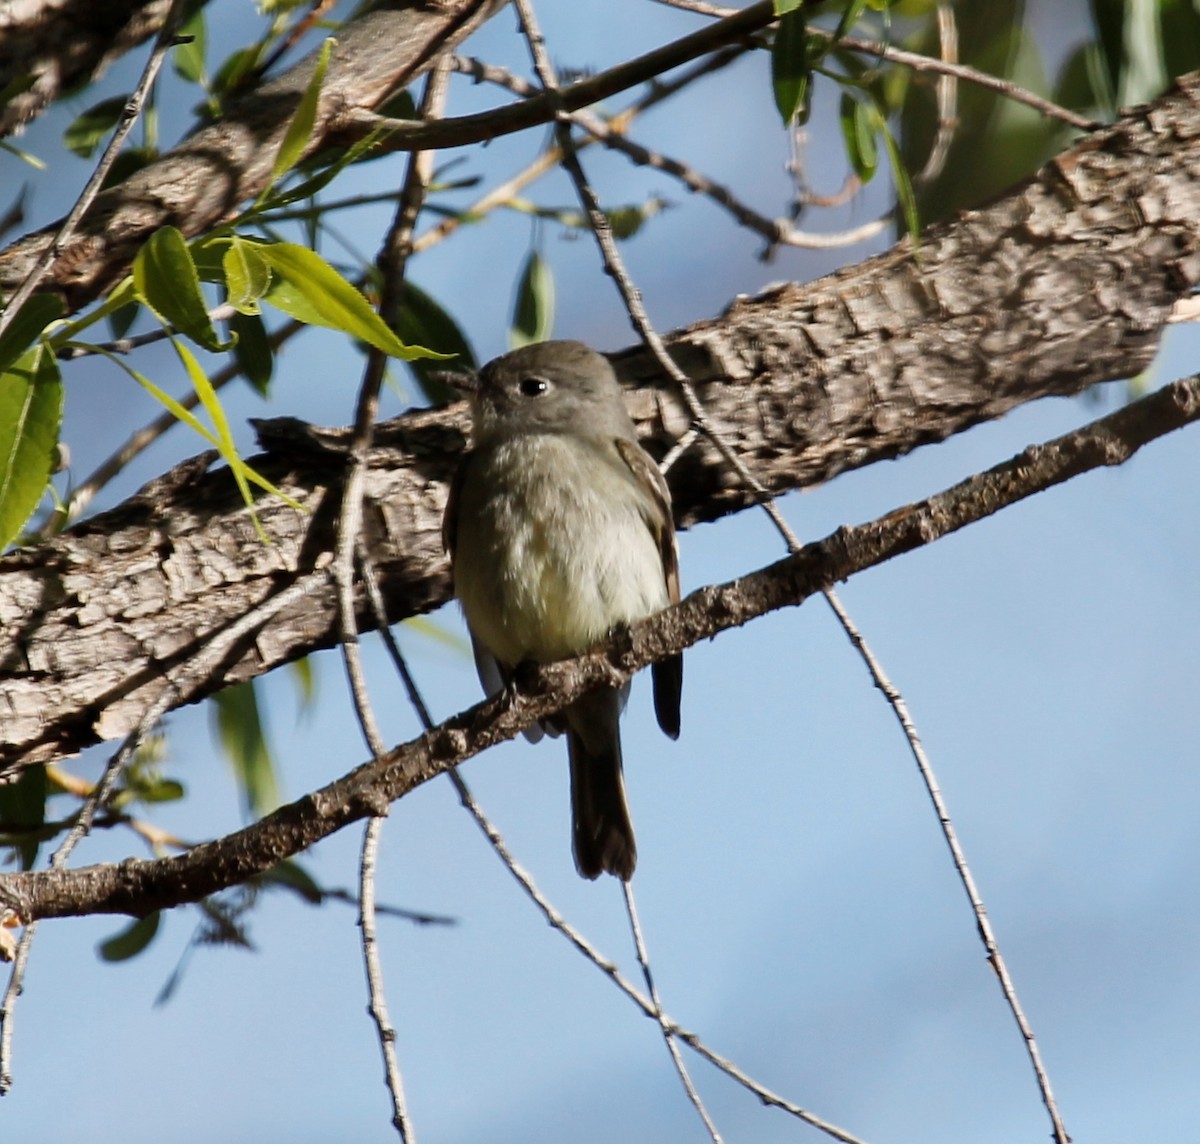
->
[4, 2, 1199, 1142]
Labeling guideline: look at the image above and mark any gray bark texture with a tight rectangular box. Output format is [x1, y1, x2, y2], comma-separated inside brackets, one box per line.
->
[0, 0, 506, 308]
[0, 0, 181, 139]
[2, 72, 1200, 778]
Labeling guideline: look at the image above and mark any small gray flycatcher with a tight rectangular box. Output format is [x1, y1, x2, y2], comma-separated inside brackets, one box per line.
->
[443, 340, 682, 880]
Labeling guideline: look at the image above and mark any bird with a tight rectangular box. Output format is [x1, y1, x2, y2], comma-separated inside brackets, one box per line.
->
[442, 340, 682, 880]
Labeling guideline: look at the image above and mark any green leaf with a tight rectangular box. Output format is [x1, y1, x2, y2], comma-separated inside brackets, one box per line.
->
[258, 242, 445, 361]
[223, 237, 271, 314]
[510, 250, 555, 350]
[0, 294, 63, 373]
[270, 37, 334, 187]
[106, 300, 141, 343]
[871, 101, 921, 249]
[230, 310, 274, 396]
[259, 858, 323, 905]
[211, 44, 261, 100]
[0, 344, 62, 550]
[212, 680, 280, 819]
[173, 11, 207, 85]
[0, 765, 49, 870]
[63, 95, 129, 159]
[98, 913, 161, 962]
[771, 10, 811, 125]
[290, 656, 317, 709]
[840, 92, 879, 182]
[135, 777, 185, 804]
[170, 338, 297, 534]
[133, 226, 227, 351]
[395, 282, 475, 403]
[773, 0, 803, 12]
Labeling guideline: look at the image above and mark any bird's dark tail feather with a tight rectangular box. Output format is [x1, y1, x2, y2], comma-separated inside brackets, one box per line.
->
[567, 690, 635, 880]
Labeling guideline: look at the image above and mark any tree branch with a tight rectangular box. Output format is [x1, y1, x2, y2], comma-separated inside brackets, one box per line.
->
[0, 0, 506, 310]
[3, 372, 1197, 922]
[0, 0, 188, 139]
[4, 76, 1200, 773]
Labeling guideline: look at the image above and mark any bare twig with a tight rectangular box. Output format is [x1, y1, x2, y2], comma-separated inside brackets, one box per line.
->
[622, 883, 724, 1143]
[0, 0, 188, 337]
[337, 61, 452, 1142]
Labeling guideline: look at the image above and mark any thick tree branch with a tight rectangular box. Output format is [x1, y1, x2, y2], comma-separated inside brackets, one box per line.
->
[0, 0, 505, 310]
[2, 373, 1198, 922]
[3, 76, 1200, 774]
[0, 0, 188, 139]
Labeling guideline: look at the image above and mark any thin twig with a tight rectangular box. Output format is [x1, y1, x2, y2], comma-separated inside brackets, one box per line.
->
[0, 0, 189, 337]
[623, 883, 724, 1143]
[337, 60, 452, 1144]
[821, 588, 1071, 1142]
[450, 55, 886, 252]
[914, 2, 959, 184]
[649, 0, 1096, 131]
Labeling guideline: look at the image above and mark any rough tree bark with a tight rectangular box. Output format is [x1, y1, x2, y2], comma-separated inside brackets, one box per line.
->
[0, 0, 507, 308]
[2, 74, 1200, 777]
[0, 0, 186, 139]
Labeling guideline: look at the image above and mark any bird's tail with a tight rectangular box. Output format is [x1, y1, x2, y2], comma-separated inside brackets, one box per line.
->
[567, 688, 636, 881]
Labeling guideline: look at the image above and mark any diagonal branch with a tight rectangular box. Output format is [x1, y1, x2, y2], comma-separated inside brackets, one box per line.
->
[3, 371, 1197, 923]
[3, 75, 1200, 774]
[0, 0, 506, 311]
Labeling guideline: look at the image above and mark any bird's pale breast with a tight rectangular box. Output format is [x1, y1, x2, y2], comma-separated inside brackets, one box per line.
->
[454, 433, 669, 667]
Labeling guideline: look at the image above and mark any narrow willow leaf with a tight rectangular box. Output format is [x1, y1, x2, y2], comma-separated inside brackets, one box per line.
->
[773, 0, 803, 12]
[223, 237, 271, 314]
[173, 10, 207, 85]
[230, 310, 274, 396]
[212, 680, 280, 819]
[63, 95, 129, 159]
[290, 656, 317, 709]
[840, 92, 879, 182]
[872, 102, 921, 250]
[0, 294, 63, 373]
[259, 858, 324, 904]
[0, 344, 62, 550]
[771, 10, 811, 125]
[0, 765, 48, 870]
[259, 242, 446, 361]
[170, 339, 280, 535]
[510, 250, 555, 350]
[395, 281, 476, 404]
[133, 226, 227, 351]
[271, 37, 334, 186]
[98, 912, 161, 962]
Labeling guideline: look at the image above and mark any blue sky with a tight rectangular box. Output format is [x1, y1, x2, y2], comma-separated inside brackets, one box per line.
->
[4, 2, 1199, 1142]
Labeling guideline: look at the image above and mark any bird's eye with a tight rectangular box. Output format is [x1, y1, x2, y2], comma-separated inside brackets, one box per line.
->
[519, 375, 550, 398]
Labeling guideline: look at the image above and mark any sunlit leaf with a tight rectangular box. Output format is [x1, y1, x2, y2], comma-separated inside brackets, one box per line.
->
[133, 226, 227, 351]
[0, 344, 62, 550]
[223, 237, 272, 315]
[510, 250, 554, 350]
[259, 242, 446, 361]
[0, 294, 63, 373]
[98, 913, 162, 962]
[270, 37, 334, 186]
